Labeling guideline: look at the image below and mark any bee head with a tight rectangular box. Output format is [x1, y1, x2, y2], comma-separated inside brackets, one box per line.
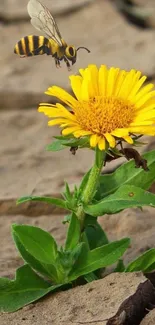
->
[65, 46, 77, 65]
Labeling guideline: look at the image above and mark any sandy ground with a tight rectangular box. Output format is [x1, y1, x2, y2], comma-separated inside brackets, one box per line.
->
[1, 0, 155, 324]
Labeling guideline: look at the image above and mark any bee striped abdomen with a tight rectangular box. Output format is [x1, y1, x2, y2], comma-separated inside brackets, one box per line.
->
[14, 35, 50, 56]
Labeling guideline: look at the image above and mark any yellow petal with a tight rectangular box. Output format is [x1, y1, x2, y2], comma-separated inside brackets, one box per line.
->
[135, 91, 155, 109]
[38, 106, 61, 117]
[48, 119, 71, 126]
[136, 103, 155, 114]
[62, 126, 81, 136]
[99, 65, 107, 96]
[80, 69, 90, 100]
[128, 76, 147, 99]
[125, 70, 142, 99]
[111, 128, 129, 137]
[104, 133, 116, 148]
[90, 134, 100, 147]
[107, 67, 120, 97]
[123, 136, 133, 144]
[45, 86, 77, 108]
[39, 103, 54, 106]
[133, 110, 155, 122]
[129, 126, 155, 135]
[88, 65, 99, 97]
[130, 120, 154, 126]
[79, 68, 85, 77]
[133, 83, 154, 104]
[114, 70, 127, 96]
[98, 137, 106, 150]
[69, 75, 82, 100]
[117, 69, 136, 98]
[56, 104, 76, 120]
[74, 130, 92, 137]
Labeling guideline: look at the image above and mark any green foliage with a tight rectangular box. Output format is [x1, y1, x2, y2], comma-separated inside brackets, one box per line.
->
[12, 225, 59, 282]
[46, 139, 66, 151]
[77, 169, 92, 198]
[13, 232, 58, 281]
[84, 215, 109, 249]
[64, 213, 81, 250]
[12, 224, 58, 263]
[2, 148, 155, 312]
[46, 135, 89, 151]
[125, 249, 155, 272]
[17, 195, 67, 209]
[0, 265, 61, 312]
[68, 238, 130, 280]
[84, 185, 155, 216]
[96, 150, 155, 200]
[114, 259, 126, 272]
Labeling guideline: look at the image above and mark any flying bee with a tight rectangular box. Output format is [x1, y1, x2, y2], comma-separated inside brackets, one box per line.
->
[14, 0, 90, 70]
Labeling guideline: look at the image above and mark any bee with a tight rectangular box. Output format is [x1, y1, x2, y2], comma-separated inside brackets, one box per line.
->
[14, 0, 90, 70]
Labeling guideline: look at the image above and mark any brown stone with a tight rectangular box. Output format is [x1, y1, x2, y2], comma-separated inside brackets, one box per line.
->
[140, 309, 155, 325]
[0, 0, 94, 21]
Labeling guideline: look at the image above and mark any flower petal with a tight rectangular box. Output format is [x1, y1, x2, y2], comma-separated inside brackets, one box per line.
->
[128, 76, 147, 99]
[48, 119, 71, 126]
[111, 128, 129, 137]
[122, 136, 134, 144]
[99, 65, 108, 96]
[69, 75, 82, 100]
[90, 134, 100, 147]
[80, 69, 90, 100]
[104, 133, 116, 148]
[74, 130, 92, 137]
[45, 86, 77, 108]
[88, 64, 99, 97]
[129, 126, 155, 135]
[98, 137, 106, 150]
[62, 126, 82, 136]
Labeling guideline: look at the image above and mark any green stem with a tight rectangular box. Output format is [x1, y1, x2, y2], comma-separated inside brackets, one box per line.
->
[77, 148, 106, 228]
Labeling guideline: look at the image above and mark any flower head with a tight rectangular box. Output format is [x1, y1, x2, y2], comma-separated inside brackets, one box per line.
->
[39, 65, 155, 150]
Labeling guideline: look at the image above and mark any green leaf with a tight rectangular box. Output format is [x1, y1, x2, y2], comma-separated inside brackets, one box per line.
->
[13, 232, 58, 282]
[54, 135, 73, 140]
[81, 232, 101, 282]
[85, 185, 155, 217]
[0, 264, 61, 312]
[62, 137, 89, 148]
[96, 150, 155, 200]
[63, 182, 72, 201]
[12, 224, 58, 264]
[125, 248, 155, 272]
[84, 215, 109, 249]
[48, 136, 89, 150]
[46, 140, 66, 151]
[77, 169, 91, 198]
[69, 238, 130, 280]
[65, 213, 81, 251]
[84, 272, 99, 282]
[62, 214, 71, 224]
[58, 243, 84, 272]
[17, 195, 67, 210]
[114, 259, 125, 272]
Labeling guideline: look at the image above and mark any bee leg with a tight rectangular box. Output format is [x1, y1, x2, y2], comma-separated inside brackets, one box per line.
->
[64, 57, 71, 71]
[55, 59, 61, 69]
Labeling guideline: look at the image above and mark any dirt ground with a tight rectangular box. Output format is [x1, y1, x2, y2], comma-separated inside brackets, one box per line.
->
[1, 0, 155, 324]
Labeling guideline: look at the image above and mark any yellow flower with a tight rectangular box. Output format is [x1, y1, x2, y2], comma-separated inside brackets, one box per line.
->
[39, 64, 155, 150]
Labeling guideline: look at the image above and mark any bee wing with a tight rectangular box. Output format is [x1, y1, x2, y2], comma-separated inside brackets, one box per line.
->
[27, 0, 63, 46]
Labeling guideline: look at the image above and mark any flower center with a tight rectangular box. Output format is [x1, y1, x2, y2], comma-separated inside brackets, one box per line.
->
[74, 96, 135, 134]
